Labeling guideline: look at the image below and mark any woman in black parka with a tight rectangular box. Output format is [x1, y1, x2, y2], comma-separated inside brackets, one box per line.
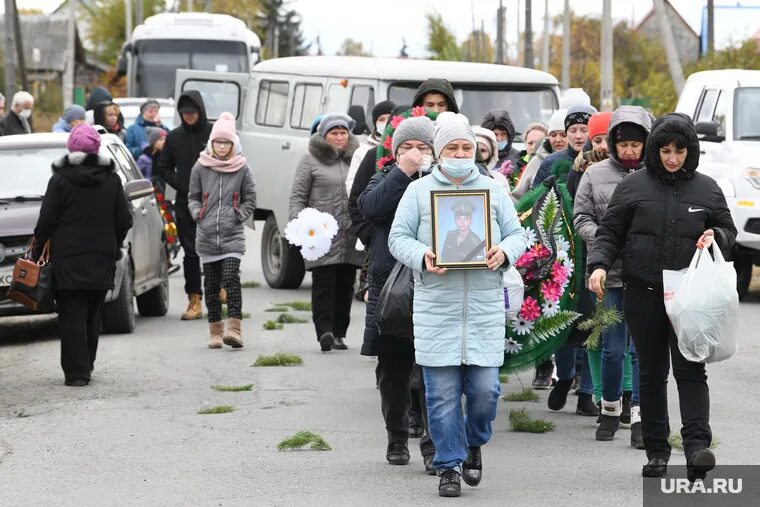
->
[34, 124, 133, 386]
[586, 113, 736, 481]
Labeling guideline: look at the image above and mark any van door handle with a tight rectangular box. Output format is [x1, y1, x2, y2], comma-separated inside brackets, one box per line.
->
[281, 142, 291, 150]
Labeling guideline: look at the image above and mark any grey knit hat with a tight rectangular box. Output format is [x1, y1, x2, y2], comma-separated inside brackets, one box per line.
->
[434, 113, 476, 158]
[391, 116, 435, 156]
[317, 113, 355, 138]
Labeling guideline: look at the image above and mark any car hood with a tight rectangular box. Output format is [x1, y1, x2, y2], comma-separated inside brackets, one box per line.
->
[722, 140, 760, 167]
[0, 201, 42, 237]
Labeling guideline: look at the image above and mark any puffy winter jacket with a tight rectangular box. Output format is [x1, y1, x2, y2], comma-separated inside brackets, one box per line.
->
[125, 115, 169, 159]
[289, 133, 365, 270]
[481, 109, 521, 169]
[388, 165, 526, 367]
[587, 113, 737, 289]
[187, 160, 256, 258]
[573, 106, 652, 288]
[511, 137, 552, 202]
[533, 145, 581, 188]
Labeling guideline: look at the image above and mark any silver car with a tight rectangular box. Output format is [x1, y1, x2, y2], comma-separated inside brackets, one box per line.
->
[0, 131, 169, 333]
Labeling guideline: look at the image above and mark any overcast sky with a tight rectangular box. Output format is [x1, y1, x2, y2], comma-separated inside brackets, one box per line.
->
[13, 0, 760, 59]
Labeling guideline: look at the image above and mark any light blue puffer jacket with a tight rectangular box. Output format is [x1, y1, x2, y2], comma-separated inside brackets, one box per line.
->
[388, 165, 526, 367]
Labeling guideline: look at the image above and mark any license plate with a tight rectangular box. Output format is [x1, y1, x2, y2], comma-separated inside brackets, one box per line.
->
[0, 268, 14, 287]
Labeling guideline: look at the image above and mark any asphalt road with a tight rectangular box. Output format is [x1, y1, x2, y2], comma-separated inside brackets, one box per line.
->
[1, 227, 759, 506]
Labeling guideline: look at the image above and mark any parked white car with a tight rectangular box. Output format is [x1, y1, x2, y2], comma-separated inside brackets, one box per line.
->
[676, 69, 760, 299]
[175, 56, 561, 288]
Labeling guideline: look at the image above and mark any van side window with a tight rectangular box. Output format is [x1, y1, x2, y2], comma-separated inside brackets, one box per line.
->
[351, 85, 375, 118]
[713, 91, 727, 137]
[325, 83, 350, 114]
[291, 83, 323, 130]
[256, 80, 289, 127]
[696, 89, 719, 124]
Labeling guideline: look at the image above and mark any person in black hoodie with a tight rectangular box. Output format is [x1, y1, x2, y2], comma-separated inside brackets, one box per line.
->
[480, 109, 521, 172]
[412, 78, 459, 114]
[587, 112, 736, 481]
[358, 115, 436, 473]
[158, 90, 213, 320]
[33, 124, 133, 386]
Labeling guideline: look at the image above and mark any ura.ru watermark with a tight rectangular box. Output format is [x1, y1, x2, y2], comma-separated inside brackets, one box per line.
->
[660, 477, 742, 494]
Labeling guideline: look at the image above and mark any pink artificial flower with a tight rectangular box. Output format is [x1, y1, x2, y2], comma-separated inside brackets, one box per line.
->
[530, 244, 551, 260]
[411, 106, 427, 117]
[383, 134, 393, 150]
[541, 280, 563, 303]
[519, 296, 541, 322]
[551, 261, 569, 286]
[515, 251, 533, 269]
[390, 115, 404, 129]
[499, 159, 514, 176]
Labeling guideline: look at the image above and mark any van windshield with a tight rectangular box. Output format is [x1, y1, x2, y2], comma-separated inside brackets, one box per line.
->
[734, 88, 760, 140]
[134, 39, 248, 98]
[389, 84, 558, 139]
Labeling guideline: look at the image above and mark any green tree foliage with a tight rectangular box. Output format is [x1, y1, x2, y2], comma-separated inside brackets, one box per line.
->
[87, 0, 166, 65]
[188, 0, 261, 29]
[461, 30, 493, 63]
[255, 0, 309, 59]
[426, 13, 461, 61]
[337, 38, 371, 57]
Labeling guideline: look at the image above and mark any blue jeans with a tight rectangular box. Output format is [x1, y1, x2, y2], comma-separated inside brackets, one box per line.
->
[555, 346, 593, 395]
[599, 288, 628, 402]
[629, 339, 640, 405]
[422, 365, 501, 472]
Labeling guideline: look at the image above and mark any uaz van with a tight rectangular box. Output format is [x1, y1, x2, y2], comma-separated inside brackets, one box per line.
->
[175, 56, 560, 288]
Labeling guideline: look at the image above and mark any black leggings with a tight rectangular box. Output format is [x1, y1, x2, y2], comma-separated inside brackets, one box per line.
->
[310, 264, 356, 339]
[204, 257, 242, 322]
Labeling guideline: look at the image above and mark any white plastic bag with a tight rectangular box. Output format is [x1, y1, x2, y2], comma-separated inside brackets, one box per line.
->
[663, 244, 739, 363]
[503, 266, 525, 322]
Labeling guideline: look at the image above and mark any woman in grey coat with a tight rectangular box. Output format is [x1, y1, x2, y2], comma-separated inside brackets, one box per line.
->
[188, 112, 256, 349]
[289, 113, 363, 351]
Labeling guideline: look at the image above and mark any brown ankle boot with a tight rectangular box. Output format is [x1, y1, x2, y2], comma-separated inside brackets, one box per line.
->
[208, 321, 224, 349]
[223, 318, 243, 348]
[181, 293, 204, 320]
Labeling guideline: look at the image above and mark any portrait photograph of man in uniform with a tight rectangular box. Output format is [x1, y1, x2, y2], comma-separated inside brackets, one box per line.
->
[433, 193, 490, 266]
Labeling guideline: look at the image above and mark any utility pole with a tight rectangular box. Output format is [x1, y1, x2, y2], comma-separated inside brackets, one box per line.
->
[524, 0, 533, 68]
[63, 0, 76, 108]
[205, 0, 212, 11]
[653, 0, 685, 94]
[481, 19, 486, 63]
[561, 0, 570, 89]
[186, 0, 192, 12]
[707, 0, 715, 55]
[125, 0, 133, 43]
[12, 0, 27, 91]
[541, 0, 549, 72]
[600, 0, 613, 111]
[135, 0, 143, 26]
[3, 0, 17, 98]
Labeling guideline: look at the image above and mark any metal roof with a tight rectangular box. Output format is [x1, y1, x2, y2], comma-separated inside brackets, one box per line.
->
[0, 14, 85, 73]
[252, 56, 559, 86]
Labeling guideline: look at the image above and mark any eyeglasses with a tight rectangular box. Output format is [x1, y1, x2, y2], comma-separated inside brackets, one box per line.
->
[212, 140, 233, 147]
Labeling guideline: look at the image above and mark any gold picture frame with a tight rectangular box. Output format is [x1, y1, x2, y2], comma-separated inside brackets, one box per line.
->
[430, 189, 492, 269]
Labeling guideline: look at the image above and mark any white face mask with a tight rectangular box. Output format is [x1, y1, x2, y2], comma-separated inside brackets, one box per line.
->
[419, 154, 433, 173]
[375, 120, 387, 134]
[19, 108, 32, 119]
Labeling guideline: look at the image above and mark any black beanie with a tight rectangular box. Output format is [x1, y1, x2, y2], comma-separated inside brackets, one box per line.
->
[613, 122, 647, 144]
[372, 100, 395, 125]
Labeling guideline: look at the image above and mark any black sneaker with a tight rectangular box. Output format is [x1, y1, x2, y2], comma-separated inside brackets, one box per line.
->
[423, 454, 436, 475]
[687, 448, 716, 483]
[548, 379, 573, 411]
[642, 457, 668, 477]
[386, 442, 410, 465]
[64, 379, 89, 387]
[462, 446, 482, 487]
[620, 391, 632, 428]
[319, 332, 334, 352]
[438, 469, 461, 497]
[333, 336, 348, 350]
[576, 393, 598, 416]
[532, 359, 554, 390]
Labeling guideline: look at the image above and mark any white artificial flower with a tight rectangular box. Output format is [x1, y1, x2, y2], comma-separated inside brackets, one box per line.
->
[511, 317, 535, 336]
[505, 337, 523, 354]
[320, 213, 339, 239]
[284, 207, 336, 261]
[284, 218, 303, 246]
[524, 227, 537, 247]
[542, 299, 560, 317]
[555, 236, 570, 260]
[301, 239, 332, 261]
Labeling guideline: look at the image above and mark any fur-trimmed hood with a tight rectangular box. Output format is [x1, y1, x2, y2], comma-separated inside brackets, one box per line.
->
[52, 152, 116, 187]
[308, 133, 359, 165]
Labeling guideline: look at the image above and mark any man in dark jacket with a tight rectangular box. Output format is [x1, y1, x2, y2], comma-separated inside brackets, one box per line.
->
[34, 124, 133, 386]
[0, 91, 35, 135]
[413, 78, 459, 114]
[158, 90, 213, 320]
[481, 109, 520, 170]
[587, 113, 736, 480]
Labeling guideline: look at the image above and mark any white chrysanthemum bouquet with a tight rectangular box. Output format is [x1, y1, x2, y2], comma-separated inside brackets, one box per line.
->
[284, 208, 339, 261]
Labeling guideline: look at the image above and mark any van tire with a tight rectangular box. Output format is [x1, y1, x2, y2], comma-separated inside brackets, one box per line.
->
[137, 248, 170, 317]
[735, 256, 752, 301]
[261, 215, 305, 289]
[102, 261, 136, 334]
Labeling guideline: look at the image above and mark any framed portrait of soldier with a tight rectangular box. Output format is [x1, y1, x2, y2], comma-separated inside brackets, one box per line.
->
[430, 189, 492, 269]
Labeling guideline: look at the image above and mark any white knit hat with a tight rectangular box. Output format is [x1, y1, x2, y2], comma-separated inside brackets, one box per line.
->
[547, 109, 567, 134]
[434, 113, 476, 157]
[559, 88, 591, 109]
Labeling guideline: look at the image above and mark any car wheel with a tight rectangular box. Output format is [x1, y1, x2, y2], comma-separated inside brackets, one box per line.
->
[735, 256, 752, 301]
[136, 247, 170, 317]
[261, 214, 305, 289]
[102, 260, 136, 334]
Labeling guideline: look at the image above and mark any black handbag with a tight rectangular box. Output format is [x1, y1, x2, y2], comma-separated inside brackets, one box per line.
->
[375, 261, 414, 339]
[7, 240, 55, 312]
